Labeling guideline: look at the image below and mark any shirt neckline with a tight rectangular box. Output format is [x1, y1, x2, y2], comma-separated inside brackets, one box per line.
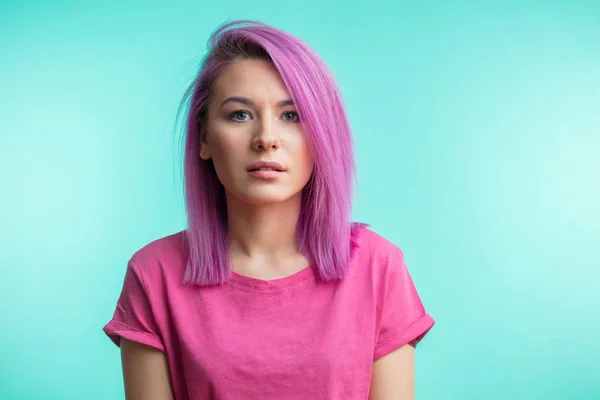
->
[226, 265, 315, 292]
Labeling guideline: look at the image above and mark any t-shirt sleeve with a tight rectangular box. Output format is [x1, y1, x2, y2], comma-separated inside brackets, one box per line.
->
[103, 260, 165, 352]
[373, 248, 435, 361]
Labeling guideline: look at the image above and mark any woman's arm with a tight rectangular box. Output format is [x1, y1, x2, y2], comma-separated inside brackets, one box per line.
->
[368, 344, 415, 400]
[120, 338, 175, 400]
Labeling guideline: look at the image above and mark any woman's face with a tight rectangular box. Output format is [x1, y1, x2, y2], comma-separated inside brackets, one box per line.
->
[201, 58, 314, 205]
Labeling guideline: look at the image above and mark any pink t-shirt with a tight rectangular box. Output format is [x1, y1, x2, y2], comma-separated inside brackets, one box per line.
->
[103, 226, 434, 399]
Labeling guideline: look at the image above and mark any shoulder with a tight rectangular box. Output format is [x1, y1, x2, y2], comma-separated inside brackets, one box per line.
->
[349, 224, 414, 290]
[353, 224, 405, 264]
[128, 230, 189, 285]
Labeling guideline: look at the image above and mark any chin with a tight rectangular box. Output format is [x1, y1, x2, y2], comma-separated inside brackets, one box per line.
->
[243, 193, 296, 206]
[232, 187, 302, 206]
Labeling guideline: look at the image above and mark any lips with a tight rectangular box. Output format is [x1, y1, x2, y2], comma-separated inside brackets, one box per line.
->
[246, 161, 286, 172]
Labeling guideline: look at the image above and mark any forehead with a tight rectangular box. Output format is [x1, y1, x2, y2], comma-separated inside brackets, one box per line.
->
[212, 58, 291, 102]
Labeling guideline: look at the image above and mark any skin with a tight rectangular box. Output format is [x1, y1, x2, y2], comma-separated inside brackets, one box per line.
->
[199, 58, 315, 279]
[120, 339, 175, 400]
[369, 344, 416, 400]
[120, 58, 415, 399]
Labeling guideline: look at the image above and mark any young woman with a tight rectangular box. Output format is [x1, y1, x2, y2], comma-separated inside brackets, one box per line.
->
[103, 20, 434, 400]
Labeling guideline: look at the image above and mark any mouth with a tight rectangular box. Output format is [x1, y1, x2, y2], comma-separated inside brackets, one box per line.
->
[246, 161, 286, 172]
[246, 161, 286, 180]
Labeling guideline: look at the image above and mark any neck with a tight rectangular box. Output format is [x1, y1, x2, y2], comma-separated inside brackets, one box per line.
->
[225, 192, 302, 260]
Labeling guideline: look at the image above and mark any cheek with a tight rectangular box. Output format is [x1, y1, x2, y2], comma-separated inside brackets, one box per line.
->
[204, 136, 243, 189]
[303, 147, 315, 172]
[296, 137, 315, 177]
[208, 129, 244, 164]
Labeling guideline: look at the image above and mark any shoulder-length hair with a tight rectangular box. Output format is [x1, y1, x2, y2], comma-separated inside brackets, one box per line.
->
[178, 20, 364, 286]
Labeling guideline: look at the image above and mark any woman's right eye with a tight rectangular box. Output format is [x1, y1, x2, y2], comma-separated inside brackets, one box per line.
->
[229, 110, 251, 121]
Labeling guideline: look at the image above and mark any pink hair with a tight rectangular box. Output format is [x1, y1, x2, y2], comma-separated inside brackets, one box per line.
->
[178, 20, 365, 286]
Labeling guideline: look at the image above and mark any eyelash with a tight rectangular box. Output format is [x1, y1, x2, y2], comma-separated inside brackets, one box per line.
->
[228, 110, 300, 123]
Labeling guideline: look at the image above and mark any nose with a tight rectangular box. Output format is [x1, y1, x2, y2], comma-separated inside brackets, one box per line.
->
[251, 118, 281, 152]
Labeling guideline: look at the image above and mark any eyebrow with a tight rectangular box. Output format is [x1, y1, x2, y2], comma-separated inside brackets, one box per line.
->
[220, 96, 294, 108]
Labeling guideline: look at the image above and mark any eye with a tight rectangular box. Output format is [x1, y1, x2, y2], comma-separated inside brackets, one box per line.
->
[282, 111, 299, 122]
[229, 110, 252, 122]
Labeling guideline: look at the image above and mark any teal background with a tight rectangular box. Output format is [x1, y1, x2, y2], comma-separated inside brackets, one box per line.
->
[1, 1, 599, 399]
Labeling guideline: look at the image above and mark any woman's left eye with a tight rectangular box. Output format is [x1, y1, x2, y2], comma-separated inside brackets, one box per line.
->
[282, 111, 299, 122]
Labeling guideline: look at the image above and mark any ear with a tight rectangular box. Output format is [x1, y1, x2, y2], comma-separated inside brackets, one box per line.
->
[198, 117, 212, 160]
[199, 141, 211, 160]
